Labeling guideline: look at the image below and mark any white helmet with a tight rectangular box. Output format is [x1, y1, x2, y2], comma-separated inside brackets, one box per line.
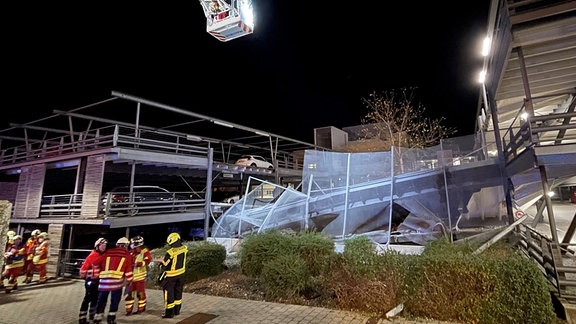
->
[7, 230, 16, 238]
[94, 238, 108, 249]
[116, 237, 130, 246]
[38, 232, 48, 240]
[31, 229, 41, 236]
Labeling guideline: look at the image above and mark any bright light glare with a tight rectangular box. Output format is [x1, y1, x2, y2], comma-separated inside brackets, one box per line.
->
[547, 191, 555, 197]
[482, 36, 491, 56]
[520, 112, 529, 120]
[479, 70, 486, 83]
[241, 0, 254, 28]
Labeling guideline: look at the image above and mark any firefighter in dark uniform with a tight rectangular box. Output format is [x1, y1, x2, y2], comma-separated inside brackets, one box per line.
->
[159, 232, 187, 319]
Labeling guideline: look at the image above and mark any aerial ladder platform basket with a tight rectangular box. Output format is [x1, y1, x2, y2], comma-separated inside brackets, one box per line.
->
[199, 0, 254, 42]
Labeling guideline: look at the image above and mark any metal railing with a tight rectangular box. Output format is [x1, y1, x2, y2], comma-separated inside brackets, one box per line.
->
[503, 112, 576, 162]
[58, 248, 91, 278]
[39, 191, 206, 218]
[0, 124, 210, 166]
[517, 223, 576, 298]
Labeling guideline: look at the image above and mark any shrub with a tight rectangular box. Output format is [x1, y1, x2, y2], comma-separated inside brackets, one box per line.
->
[478, 242, 557, 324]
[260, 253, 311, 300]
[325, 253, 405, 317]
[402, 238, 557, 323]
[341, 235, 379, 277]
[185, 241, 227, 282]
[404, 255, 495, 322]
[239, 230, 295, 277]
[287, 230, 334, 276]
[321, 238, 409, 317]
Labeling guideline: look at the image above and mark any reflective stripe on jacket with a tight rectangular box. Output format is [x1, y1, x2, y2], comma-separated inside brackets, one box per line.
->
[5, 244, 25, 269]
[93, 247, 133, 291]
[79, 250, 101, 279]
[33, 241, 49, 265]
[161, 245, 187, 277]
[132, 247, 152, 282]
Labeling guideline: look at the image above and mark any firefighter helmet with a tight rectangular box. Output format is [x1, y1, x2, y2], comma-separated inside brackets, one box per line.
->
[131, 236, 144, 247]
[31, 229, 41, 236]
[116, 237, 130, 246]
[38, 232, 48, 239]
[94, 237, 108, 248]
[7, 230, 16, 238]
[166, 232, 181, 245]
[12, 235, 22, 241]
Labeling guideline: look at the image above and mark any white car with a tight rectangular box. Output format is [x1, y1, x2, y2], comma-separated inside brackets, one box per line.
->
[222, 195, 240, 204]
[235, 155, 274, 169]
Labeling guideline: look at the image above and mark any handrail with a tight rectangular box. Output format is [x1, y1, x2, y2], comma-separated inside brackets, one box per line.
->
[504, 112, 576, 162]
[0, 124, 210, 166]
[517, 223, 576, 298]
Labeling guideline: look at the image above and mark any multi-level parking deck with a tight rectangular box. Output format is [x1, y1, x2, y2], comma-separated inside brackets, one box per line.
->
[0, 91, 328, 275]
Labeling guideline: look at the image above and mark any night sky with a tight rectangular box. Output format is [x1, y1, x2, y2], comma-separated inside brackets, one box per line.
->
[4, 1, 489, 144]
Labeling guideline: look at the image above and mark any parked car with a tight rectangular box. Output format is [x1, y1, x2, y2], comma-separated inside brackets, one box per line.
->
[101, 185, 189, 216]
[235, 155, 274, 169]
[222, 194, 240, 204]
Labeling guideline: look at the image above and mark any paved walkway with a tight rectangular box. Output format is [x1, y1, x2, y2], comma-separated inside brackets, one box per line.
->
[0, 278, 446, 324]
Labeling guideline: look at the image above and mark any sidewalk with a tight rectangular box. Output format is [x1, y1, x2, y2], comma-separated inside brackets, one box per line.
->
[0, 278, 446, 324]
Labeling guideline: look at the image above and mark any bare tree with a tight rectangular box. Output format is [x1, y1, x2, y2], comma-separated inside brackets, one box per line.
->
[341, 88, 456, 153]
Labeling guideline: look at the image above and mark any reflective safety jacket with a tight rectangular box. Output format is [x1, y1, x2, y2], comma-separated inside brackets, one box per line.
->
[79, 250, 101, 279]
[92, 247, 133, 291]
[132, 247, 152, 282]
[24, 238, 37, 261]
[4, 242, 25, 270]
[161, 245, 187, 277]
[33, 240, 49, 265]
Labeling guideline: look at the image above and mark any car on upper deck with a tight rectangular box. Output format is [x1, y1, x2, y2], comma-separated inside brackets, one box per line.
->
[101, 185, 189, 216]
[235, 155, 274, 169]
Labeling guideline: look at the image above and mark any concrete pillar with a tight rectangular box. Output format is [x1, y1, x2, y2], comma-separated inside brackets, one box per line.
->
[46, 224, 65, 279]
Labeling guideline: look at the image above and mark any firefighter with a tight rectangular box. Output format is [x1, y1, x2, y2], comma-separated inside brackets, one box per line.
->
[23, 229, 40, 284]
[159, 232, 188, 318]
[1, 230, 16, 289]
[125, 235, 152, 315]
[92, 237, 133, 324]
[32, 232, 50, 284]
[3, 234, 24, 293]
[78, 237, 108, 324]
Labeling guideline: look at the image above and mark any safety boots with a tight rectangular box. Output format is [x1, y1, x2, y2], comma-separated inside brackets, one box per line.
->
[174, 304, 181, 316]
[162, 308, 174, 318]
[106, 315, 117, 324]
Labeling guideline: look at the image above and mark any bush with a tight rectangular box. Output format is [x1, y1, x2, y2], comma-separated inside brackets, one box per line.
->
[240, 230, 334, 278]
[323, 253, 405, 317]
[322, 237, 408, 316]
[154, 233, 559, 323]
[478, 242, 557, 324]
[261, 253, 311, 300]
[286, 230, 334, 276]
[240, 230, 295, 277]
[185, 241, 227, 282]
[402, 238, 557, 324]
[341, 235, 380, 277]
